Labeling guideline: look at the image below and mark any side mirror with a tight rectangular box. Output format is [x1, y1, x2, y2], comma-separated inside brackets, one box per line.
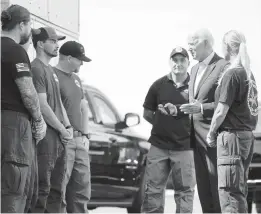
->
[115, 113, 140, 130]
[124, 113, 140, 127]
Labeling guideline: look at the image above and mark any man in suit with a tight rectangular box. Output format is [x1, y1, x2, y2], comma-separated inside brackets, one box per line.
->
[180, 28, 228, 213]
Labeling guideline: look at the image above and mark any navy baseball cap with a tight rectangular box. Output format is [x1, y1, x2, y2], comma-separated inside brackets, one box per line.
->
[170, 46, 189, 59]
[32, 27, 66, 44]
[59, 41, 91, 62]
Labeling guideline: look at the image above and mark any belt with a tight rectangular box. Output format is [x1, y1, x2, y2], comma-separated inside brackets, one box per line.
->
[218, 128, 251, 133]
[73, 130, 91, 139]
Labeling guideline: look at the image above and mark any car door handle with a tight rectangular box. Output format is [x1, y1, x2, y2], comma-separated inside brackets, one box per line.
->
[125, 165, 138, 170]
[89, 150, 105, 155]
[109, 137, 117, 143]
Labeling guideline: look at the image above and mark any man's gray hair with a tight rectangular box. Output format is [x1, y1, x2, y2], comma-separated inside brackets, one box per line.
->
[193, 28, 214, 47]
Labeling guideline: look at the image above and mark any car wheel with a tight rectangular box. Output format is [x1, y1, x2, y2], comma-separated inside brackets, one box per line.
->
[127, 168, 145, 213]
[247, 191, 254, 213]
[87, 206, 96, 211]
[254, 191, 261, 213]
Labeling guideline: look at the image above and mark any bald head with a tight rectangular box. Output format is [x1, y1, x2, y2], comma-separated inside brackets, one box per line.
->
[187, 28, 214, 61]
[190, 28, 214, 47]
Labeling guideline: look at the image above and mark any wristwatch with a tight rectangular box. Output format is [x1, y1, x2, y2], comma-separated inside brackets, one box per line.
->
[82, 133, 91, 139]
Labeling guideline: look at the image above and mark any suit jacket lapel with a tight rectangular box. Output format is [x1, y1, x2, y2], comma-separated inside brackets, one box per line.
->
[194, 53, 219, 98]
[190, 63, 199, 99]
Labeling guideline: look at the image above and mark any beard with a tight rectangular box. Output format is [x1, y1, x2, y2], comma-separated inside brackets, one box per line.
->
[19, 32, 31, 45]
[224, 54, 230, 61]
[44, 49, 58, 57]
[73, 67, 80, 73]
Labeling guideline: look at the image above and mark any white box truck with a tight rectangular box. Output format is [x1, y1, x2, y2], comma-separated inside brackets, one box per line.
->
[1, 0, 80, 65]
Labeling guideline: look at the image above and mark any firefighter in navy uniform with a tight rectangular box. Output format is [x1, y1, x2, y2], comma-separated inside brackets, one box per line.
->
[54, 41, 92, 213]
[207, 30, 259, 213]
[1, 5, 46, 213]
[141, 47, 196, 213]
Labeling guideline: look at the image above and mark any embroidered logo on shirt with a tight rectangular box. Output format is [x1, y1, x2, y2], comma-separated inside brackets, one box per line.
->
[247, 82, 258, 116]
[53, 73, 59, 83]
[15, 63, 30, 72]
[183, 89, 189, 94]
[75, 79, 81, 88]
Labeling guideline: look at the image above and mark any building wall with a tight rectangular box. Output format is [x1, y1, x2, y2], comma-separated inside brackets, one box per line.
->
[3, 0, 80, 64]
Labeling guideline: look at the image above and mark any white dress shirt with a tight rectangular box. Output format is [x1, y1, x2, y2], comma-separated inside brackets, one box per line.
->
[193, 51, 215, 95]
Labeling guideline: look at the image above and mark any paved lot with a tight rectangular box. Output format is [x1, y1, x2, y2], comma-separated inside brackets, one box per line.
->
[90, 187, 258, 213]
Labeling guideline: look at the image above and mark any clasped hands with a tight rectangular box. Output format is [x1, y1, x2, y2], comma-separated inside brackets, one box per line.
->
[158, 103, 177, 116]
[60, 126, 73, 144]
[158, 100, 202, 116]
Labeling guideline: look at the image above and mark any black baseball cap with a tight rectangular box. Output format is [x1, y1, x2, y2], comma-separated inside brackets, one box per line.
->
[32, 27, 66, 45]
[170, 46, 189, 60]
[59, 41, 91, 62]
[1, 4, 30, 30]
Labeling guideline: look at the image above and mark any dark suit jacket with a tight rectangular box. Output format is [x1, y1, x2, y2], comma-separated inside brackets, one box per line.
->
[189, 53, 228, 148]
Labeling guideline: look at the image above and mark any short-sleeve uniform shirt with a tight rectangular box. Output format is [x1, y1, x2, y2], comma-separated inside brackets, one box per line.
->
[31, 58, 64, 124]
[215, 68, 258, 131]
[54, 67, 84, 132]
[1, 37, 32, 116]
[143, 74, 191, 150]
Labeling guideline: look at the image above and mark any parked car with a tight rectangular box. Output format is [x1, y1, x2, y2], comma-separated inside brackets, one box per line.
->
[84, 84, 261, 213]
[247, 102, 261, 213]
[83, 84, 150, 213]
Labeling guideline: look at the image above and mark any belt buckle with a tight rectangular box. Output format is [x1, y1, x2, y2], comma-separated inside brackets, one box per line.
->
[73, 130, 81, 137]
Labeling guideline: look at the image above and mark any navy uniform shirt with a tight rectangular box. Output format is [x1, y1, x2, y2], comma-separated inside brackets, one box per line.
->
[215, 67, 258, 131]
[1, 37, 32, 116]
[143, 73, 191, 150]
[54, 68, 84, 132]
[31, 58, 64, 124]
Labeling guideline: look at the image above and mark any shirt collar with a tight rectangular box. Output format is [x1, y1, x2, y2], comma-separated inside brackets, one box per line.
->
[54, 66, 73, 77]
[201, 51, 215, 65]
[167, 72, 190, 88]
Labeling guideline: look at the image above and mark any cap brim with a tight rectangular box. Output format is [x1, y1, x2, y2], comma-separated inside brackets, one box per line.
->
[48, 35, 66, 41]
[31, 28, 41, 35]
[57, 35, 66, 40]
[171, 52, 188, 59]
[77, 55, 92, 62]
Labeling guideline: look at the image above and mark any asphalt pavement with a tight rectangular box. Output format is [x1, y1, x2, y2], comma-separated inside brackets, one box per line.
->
[90, 187, 258, 213]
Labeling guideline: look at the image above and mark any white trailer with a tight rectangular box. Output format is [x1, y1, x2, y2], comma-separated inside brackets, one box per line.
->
[1, 0, 80, 65]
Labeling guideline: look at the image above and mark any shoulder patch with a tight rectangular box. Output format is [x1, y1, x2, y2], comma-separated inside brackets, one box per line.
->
[16, 63, 30, 72]
[247, 82, 258, 116]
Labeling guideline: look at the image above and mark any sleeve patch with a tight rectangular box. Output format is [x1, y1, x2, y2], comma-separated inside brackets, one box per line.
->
[15, 63, 30, 72]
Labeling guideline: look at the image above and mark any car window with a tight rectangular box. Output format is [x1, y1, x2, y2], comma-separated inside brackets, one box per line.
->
[93, 96, 118, 125]
[86, 101, 94, 121]
[84, 92, 94, 122]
